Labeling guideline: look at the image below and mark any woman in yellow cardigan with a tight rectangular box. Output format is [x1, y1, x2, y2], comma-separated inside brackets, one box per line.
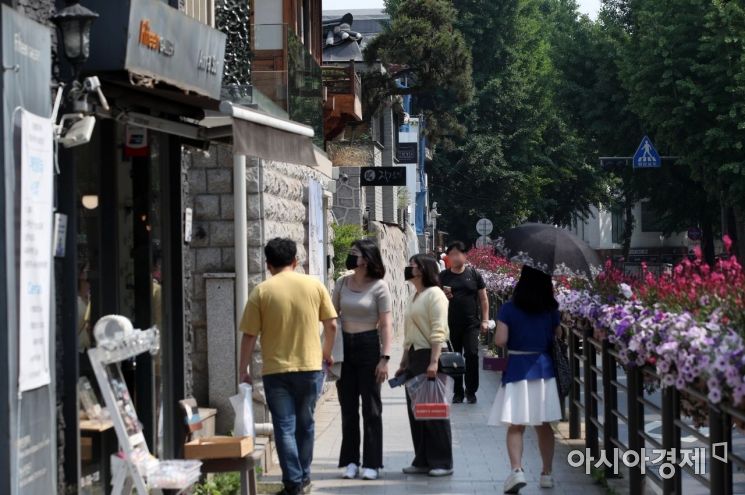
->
[394, 254, 453, 477]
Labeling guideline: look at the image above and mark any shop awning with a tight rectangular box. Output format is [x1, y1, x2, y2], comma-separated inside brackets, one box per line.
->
[220, 102, 318, 167]
[93, 84, 319, 167]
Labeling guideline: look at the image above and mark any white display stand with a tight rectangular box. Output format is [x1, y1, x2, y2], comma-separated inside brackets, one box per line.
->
[88, 316, 201, 494]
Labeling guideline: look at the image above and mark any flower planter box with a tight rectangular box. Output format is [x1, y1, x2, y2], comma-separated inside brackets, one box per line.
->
[483, 356, 508, 372]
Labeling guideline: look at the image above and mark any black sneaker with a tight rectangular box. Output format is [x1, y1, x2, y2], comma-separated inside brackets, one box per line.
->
[303, 478, 312, 492]
[453, 394, 464, 404]
[466, 394, 477, 404]
[277, 485, 304, 495]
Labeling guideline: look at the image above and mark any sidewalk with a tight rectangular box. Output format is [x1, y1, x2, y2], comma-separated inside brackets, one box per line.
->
[264, 335, 608, 495]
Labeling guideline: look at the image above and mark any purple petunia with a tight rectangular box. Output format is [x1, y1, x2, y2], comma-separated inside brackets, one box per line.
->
[485, 269, 745, 408]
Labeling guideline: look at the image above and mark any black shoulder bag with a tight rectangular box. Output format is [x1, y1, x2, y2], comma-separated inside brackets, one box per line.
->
[439, 340, 467, 377]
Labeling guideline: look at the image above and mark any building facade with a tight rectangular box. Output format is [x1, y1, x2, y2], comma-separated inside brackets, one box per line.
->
[568, 203, 693, 269]
[0, 1, 337, 493]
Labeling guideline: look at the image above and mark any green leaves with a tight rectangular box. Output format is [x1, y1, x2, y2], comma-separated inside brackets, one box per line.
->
[364, 0, 474, 145]
[429, 0, 610, 241]
[331, 223, 367, 279]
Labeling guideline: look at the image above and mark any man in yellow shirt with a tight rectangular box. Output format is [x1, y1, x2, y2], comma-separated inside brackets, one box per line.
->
[238, 238, 337, 495]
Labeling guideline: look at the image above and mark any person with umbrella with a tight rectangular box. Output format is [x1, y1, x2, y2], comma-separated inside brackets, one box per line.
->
[488, 223, 599, 493]
[488, 265, 562, 493]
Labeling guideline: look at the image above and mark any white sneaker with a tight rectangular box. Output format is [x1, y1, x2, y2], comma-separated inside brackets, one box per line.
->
[504, 468, 527, 493]
[361, 468, 379, 480]
[428, 468, 454, 477]
[540, 473, 554, 488]
[342, 463, 359, 479]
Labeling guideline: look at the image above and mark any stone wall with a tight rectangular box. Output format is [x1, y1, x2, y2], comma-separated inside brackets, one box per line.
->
[327, 141, 377, 166]
[17, 0, 54, 25]
[185, 144, 235, 404]
[187, 144, 334, 411]
[332, 166, 365, 226]
[369, 222, 412, 336]
[326, 141, 384, 222]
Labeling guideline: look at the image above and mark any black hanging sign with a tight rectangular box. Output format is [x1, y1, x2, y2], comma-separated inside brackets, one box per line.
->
[360, 167, 408, 186]
[396, 142, 418, 163]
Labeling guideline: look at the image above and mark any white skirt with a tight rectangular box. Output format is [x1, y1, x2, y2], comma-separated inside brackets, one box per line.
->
[487, 377, 562, 426]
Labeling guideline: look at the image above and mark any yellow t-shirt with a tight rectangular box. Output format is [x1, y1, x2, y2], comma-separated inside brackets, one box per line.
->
[239, 271, 338, 376]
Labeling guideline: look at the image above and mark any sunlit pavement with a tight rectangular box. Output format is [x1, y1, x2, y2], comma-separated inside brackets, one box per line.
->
[263, 334, 608, 495]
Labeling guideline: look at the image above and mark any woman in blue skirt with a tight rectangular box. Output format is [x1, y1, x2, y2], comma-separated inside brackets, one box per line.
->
[488, 265, 562, 493]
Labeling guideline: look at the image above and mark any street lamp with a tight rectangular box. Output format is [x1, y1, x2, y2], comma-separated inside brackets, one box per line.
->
[51, 0, 99, 79]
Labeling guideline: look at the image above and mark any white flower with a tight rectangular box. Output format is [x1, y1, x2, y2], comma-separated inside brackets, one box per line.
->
[619, 283, 633, 299]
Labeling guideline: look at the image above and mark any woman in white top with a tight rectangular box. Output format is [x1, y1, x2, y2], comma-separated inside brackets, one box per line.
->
[333, 239, 393, 480]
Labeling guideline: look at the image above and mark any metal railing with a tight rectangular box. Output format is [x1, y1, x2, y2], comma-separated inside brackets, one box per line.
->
[251, 24, 324, 146]
[322, 62, 361, 98]
[567, 319, 745, 494]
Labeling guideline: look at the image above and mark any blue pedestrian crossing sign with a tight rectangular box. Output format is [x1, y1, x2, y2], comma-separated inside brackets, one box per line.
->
[633, 136, 661, 169]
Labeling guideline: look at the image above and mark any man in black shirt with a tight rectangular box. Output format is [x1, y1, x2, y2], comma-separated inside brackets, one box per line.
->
[440, 241, 489, 404]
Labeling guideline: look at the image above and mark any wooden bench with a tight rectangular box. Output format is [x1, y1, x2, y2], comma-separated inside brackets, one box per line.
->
[179, 398, 259, 495]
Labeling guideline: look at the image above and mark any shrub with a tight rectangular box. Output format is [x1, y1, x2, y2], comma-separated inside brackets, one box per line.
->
[331, 223, 367, 280]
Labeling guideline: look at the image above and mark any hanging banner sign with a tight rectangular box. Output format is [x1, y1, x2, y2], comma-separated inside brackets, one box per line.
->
[18, 109, 53, 393]
[308, 180, 325, 282]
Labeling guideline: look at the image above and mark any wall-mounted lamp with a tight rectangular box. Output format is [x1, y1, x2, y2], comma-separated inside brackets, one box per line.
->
[50, 0, 99, 79]
[81, 194, 98, 210]
[51, 1, 108, 147]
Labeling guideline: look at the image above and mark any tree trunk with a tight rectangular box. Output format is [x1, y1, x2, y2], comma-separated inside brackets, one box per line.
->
[701, 217, 716, 266]
[622, 199, 634, 259]
[733, 205, 745, 262]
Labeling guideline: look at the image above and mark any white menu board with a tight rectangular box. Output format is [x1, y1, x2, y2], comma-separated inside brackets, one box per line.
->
[18, 109, 53, 393]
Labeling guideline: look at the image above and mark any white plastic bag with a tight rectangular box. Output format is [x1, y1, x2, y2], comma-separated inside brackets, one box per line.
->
[406, 373, 454, 420]
[229, 383, 255, 437]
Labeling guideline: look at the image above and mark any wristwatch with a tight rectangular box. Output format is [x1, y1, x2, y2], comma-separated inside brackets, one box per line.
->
[381, 355, 391, 361]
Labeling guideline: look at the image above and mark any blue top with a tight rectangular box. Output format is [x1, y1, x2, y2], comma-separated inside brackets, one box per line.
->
[498, 301, 560, 384]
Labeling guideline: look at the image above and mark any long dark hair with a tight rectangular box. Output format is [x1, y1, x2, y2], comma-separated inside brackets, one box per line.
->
[512, 265, 559, 314]
[410, 254, 440, 288]
[352, 239, 386, 279]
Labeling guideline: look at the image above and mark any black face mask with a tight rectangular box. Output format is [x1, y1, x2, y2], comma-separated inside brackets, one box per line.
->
[404, 266, 415, 280]
[345, 254, 359, 270]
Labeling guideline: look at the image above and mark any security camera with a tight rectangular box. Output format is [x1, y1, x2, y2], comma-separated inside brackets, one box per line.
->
[59, 115, 96, 148]
[340, 173, 349, 183]
[82, 76, 110, 111]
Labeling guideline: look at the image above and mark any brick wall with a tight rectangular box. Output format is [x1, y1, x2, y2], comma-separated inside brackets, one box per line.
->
[185, 144, 236, 404]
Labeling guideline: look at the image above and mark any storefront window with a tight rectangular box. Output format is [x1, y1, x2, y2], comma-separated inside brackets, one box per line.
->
[75, 122, 170, 491]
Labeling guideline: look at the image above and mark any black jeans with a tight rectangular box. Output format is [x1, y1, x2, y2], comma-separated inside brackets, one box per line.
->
[405, 347, 453, 470]
[336, 330, 383, 469]
[450, 322, 480, 396]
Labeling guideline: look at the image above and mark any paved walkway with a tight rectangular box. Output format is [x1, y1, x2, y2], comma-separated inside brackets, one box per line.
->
[265, 336, 608, 495]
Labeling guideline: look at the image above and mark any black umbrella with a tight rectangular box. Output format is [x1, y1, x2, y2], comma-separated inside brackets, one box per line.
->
[495, 223, 601, 278]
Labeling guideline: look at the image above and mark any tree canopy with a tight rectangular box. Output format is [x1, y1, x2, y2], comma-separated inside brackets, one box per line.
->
[364, 0, 474, 144]
[427, 0, 609, 240]
[377, 0, 745, 259]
